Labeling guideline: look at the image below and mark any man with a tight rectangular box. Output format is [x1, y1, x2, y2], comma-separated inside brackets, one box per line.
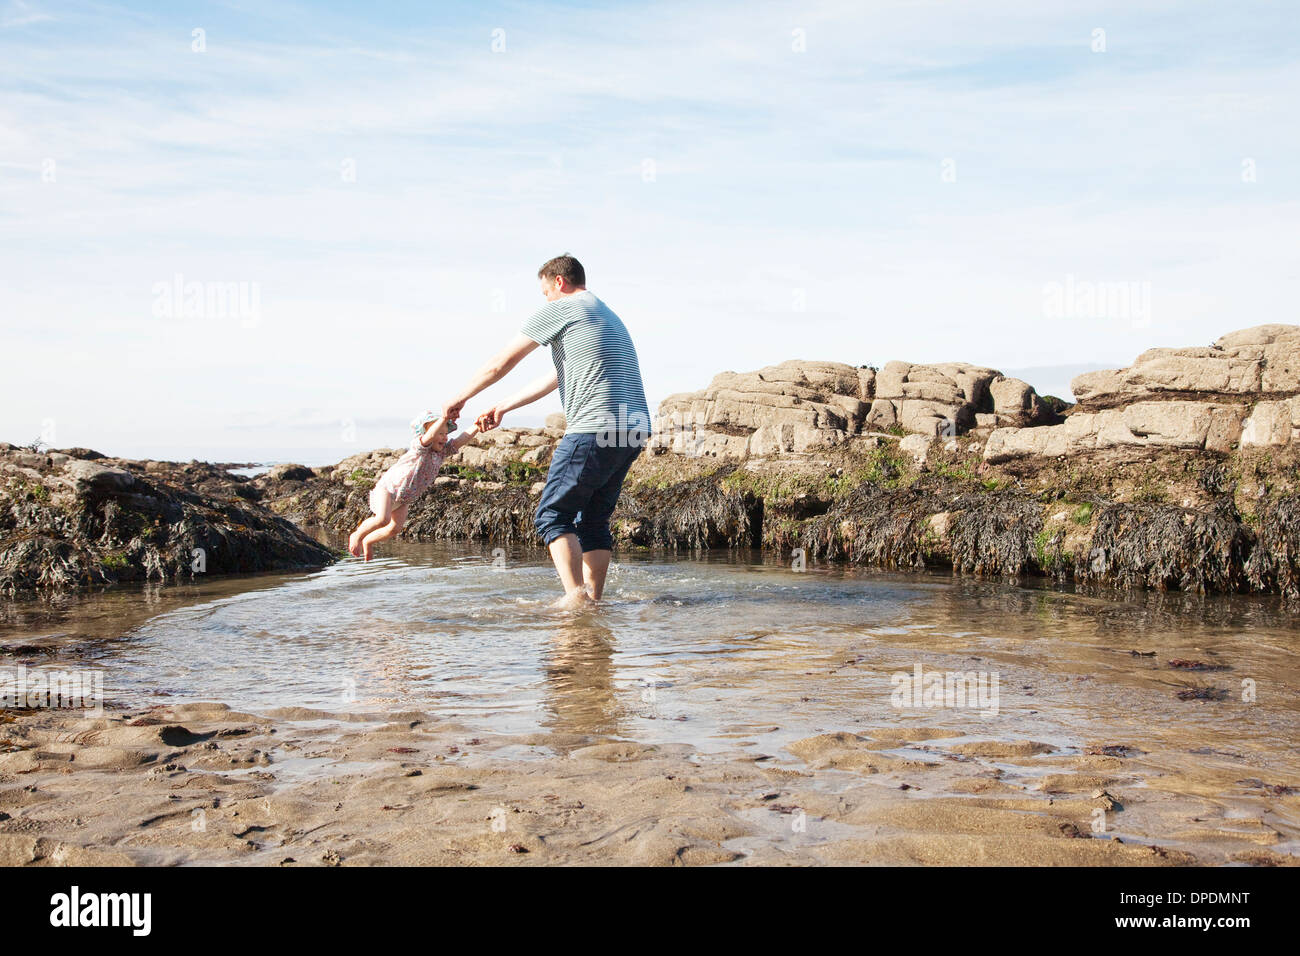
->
[444, 255, 651, 608]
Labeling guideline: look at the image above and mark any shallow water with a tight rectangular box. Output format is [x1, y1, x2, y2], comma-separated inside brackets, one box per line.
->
[4, 541, 1299, 850]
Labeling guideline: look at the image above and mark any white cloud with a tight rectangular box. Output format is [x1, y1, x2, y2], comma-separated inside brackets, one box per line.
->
[1, 0, 52, 29]
[2, 0, 1297, 460]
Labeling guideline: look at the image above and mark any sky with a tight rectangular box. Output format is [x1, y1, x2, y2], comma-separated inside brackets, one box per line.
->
[2, 0, 1298, 463]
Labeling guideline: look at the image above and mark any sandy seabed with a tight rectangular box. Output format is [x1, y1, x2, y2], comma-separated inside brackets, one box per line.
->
[1, 701, 1297, 867]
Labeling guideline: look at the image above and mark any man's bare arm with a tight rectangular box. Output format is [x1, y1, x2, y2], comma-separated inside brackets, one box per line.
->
[478, 369, 559, 430]
[444, 334, 540, 420]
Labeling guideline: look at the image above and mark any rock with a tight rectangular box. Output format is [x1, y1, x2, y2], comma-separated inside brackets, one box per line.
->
[856, 367, 877, 402]
[1072, 348, 1262, 406]
[1241, 397, 1300, 448]
[869, 360, 1018, 437]
[9, 451, 50, 470]
[1071, 325, 1300, 409]
[986, 325, 1300, 460]
[848, 435, 880, 452]
[659, 357, 1053, 454]
[53, 447, 107, 460]
[864, 398, 898, 430]
[543, 413, 567, 438]
[989, 376, 1059, 427]
[899, 433, 933, 466]
[1214, 324, 1300, 349]
[657, 359, 869, 458]
[2, 455, 336, 596]
[63, 459, 137, 492]
[455, 427, 556, 470]
[1122, 402, 1245, 451]
[984, 401, 1246, 463]
[897, 399, 968, 437]
[1262, 335, 1300, 392]
[266, 464, 315, 482]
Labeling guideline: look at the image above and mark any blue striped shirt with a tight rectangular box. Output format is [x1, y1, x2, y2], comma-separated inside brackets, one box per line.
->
[520, 291, 651, 436]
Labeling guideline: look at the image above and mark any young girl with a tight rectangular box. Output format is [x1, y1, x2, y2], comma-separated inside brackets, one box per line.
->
[348, 412, 479, 560]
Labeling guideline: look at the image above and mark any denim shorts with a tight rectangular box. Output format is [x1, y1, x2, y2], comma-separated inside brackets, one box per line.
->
[534, 433, 643, 552]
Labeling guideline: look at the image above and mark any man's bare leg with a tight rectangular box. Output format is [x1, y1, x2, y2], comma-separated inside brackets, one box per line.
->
[548, 533, 595, 608]
[581, 549, 612, 601]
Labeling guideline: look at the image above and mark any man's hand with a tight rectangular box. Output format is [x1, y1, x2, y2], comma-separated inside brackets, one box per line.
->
[476, 406, 505, 432]
[443, 397, 466, 422]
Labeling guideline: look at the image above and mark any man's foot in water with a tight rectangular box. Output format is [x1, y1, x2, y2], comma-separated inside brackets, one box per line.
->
[552, 586, 596, 610]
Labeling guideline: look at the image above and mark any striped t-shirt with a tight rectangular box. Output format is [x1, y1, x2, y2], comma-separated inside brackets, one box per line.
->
[520, 291, 651, 436]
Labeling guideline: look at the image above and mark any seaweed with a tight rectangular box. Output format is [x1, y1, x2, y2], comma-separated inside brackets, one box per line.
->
[0, 465, 335, 597]
[947, 492, 1043, 577]
[800, 482, 1042, 577]
[1242, 494, 1300, 599]
[1082, 500, 1246, 593]
[617, 464, 758, 549]
[401, 484, 538, 545]
[800, 484, 940, 570]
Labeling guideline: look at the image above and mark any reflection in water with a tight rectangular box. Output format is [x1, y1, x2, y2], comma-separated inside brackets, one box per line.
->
[542, 615, 618, 743]
[1, 540, 1297, 785]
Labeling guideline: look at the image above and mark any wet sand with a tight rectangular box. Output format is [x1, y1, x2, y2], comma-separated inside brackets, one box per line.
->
[2, 545, 1298, 866]
[2, 699, 1296, 866]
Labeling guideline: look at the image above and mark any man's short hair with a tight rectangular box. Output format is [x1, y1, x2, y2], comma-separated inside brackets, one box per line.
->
[538, 254, 585, 287]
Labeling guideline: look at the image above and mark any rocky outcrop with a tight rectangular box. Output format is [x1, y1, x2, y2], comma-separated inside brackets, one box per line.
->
[656, 359, 1057, 458]
[0, 446, 336, 596]
[985, 401, 1248, 462]
[656, 360, 873, 457]
[1072, 325, 1300, 408]
[985, 325, 1300, 464]
[9, 326, 1300, 600]
[866, 361, 1057, 436]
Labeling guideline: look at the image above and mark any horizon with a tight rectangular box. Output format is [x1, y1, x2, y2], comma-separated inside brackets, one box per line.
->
[3, 0, 1297, 462]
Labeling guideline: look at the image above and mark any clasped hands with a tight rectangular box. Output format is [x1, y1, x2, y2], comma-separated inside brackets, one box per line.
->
[443, 399, 506, 434]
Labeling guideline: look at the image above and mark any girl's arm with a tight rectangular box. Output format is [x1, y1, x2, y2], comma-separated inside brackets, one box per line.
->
[446, 424, 481, 456]
[480, 370, 559, 430]
[417, 415, 450, 449]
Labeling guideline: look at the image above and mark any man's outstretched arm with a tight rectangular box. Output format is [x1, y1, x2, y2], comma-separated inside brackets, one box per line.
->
[443, 333, 540, 421]
[477, 369, 559, 431]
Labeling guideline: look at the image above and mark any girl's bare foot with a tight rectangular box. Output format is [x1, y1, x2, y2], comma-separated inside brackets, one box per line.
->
[348, 531, 363, 557]
[362, 540, 374, 562]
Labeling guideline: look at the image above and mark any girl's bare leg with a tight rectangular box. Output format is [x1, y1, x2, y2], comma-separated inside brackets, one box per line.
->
[349, 515, 386, 556]
[360, 505, 407, 561]
[350, 491, 394, 556]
